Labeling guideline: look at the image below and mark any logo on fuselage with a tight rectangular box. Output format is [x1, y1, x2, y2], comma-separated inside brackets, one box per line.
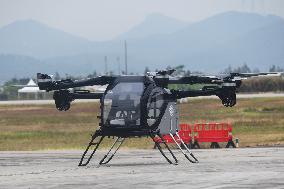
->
[169, 105, 174, 117]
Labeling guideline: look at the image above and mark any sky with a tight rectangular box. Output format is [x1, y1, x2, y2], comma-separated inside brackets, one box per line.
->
[0, 0, 284, 41]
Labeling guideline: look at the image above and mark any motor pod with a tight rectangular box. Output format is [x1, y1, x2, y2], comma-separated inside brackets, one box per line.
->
[53, 90, 73, 111]
[217, 86, 237, 107]
[37, 73, 53, 91]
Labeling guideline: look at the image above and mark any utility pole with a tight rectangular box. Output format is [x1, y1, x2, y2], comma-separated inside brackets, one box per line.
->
[124, 40, 128, 75]
[117, 56, 120, 75]
[104, 56, 108, 75]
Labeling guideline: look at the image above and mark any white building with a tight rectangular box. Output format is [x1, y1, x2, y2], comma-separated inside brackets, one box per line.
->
[18, 79, 45, 100]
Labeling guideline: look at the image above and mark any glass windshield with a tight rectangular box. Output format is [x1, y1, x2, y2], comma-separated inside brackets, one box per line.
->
[103, 82, 144, 127]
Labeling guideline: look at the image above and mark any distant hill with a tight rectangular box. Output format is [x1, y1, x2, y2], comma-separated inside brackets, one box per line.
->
[206, 19, 284, 71]
[0, 11, 284, 83]
[125, 11, 284, 72]
[0, 19, 94, 58]
[0, 53, 113, 83]
[116, 13, 188, 40]
[0, 54, 43, 82]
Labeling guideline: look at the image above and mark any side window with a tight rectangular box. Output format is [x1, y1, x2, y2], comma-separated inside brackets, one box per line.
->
[147, 89, 164, 127]
[103, 90, 113, 124]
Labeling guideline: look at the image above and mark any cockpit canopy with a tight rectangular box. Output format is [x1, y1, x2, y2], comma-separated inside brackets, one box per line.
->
[102, 76, 167, 129]
[103, 81, 144, 127]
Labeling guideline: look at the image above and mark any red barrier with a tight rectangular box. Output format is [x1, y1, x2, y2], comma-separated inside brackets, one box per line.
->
[153, 124, 192, 144]
[178, 124, 192, 144]
[153, 122, 235, 149]
[193, 122, 232, 143]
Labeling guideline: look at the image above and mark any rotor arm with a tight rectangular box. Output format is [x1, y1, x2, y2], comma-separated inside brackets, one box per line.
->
[168, 76, 222, 85]
[37, 73, 114, 91]
[171, 89, 217, 99]
[224, 72, 281, 81]
[168, 72, 281, 85]
[53, 90, 103, 111]
[171, 85, 237, 107]
[168, 72, 281, 106]
[70, 92, 103, 99]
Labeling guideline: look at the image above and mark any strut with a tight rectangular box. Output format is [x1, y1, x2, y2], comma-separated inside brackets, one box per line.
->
[169, 132, 199, 163]
[150, 132, 178, 165]
[78, 132, 104, 166]
[99, 137, 125, 165]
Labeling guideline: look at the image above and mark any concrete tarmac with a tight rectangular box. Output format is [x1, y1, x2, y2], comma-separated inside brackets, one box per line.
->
[0, 148, 283, 189]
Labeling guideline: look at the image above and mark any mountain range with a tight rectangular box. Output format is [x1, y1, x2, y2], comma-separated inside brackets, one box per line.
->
[0, 11, 283, 83]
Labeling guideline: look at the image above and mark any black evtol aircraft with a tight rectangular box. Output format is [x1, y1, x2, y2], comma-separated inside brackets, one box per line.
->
[37, 70, 278, 166]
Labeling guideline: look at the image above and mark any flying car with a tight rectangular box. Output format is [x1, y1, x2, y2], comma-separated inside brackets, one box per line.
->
[37, 70, 279, 166]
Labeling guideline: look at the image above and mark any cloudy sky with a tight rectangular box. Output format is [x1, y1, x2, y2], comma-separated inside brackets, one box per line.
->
[0, 0, 283, 41]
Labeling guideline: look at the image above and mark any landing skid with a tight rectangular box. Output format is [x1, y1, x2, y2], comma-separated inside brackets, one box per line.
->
[99, 137, 125, 165]
[79, 131, 125, 166]
[78, 132, 104, 166]
[169, 132, 198, 163]
[79, 130, 198, 166]
[150, 132, 178, 165]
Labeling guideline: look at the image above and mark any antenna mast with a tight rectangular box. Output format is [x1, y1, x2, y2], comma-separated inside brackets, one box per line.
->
[117, 56, 121, 75]
[104, 56, 108, 75]
[124, 40, 128, 75]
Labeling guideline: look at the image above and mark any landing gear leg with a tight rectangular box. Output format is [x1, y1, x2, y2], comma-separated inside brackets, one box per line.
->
[98, 137, 125, 165]
[170, 132, 199, 163]
[150, 132, 178, 165]
[78, 132, 104, 166]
